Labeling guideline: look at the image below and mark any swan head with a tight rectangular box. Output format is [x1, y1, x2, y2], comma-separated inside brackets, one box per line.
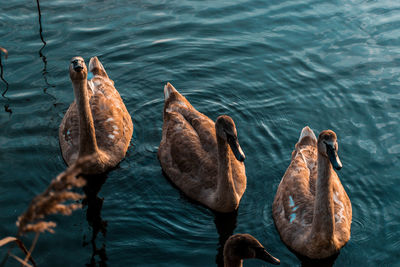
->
[318, 130, 342, 170]
[224, 234, 280, 265]
[216, 115, 245, 162]
[69, 56, 87, 81]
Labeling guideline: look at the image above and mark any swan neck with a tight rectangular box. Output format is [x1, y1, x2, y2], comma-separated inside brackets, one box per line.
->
[72, 79, 98, 157]
[216, 135, 238, 210]
[311, 152, 335, 240]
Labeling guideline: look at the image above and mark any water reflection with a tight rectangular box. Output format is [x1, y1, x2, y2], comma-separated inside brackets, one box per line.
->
[291, 248, 339, 267]
[160, 169, 239, 266]
[4, 104, 12, 115]
[35, 0, 55, 99]
[82, 173, 109, 267]
[213, 210, 238, 267]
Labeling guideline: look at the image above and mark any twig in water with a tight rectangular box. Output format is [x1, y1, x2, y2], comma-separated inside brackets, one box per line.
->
[0, 47, 8, 59]
[0, 46, 9, 98]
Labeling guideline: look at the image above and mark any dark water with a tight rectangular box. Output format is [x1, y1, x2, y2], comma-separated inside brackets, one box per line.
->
[1, 0, 399, 266]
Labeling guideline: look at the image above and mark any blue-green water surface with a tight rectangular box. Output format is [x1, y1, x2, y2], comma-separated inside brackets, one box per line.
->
[1, 0, 400, 266]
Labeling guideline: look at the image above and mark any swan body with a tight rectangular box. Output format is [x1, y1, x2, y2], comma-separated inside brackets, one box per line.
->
[272, 127, 351, 259]
[59, 56, 133, 174]
[223, 234, 280, 267]
[158, 83, 246, 213]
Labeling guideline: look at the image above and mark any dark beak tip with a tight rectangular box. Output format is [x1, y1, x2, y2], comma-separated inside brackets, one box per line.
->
[74, 66, 83, 72]
[258, 249, 280, 265]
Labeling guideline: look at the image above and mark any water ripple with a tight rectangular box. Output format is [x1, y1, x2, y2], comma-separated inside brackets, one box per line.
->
[0, 0, 399, 266]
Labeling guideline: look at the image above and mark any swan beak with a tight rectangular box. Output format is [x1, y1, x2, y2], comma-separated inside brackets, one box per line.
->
[227, 135, 245, 162]
[326, 143, 342, 170]
[73, 61, 84, 72]
[255, 248, 280, 265]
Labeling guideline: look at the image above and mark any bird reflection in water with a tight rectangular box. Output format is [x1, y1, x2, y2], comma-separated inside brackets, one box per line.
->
[292, 248, 339, 267]
[81, 173, 109, 267]
[213, 210, 238, 267]
[300, 254, 339, 267]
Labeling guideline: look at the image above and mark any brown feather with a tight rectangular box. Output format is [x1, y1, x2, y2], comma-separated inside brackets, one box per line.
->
[158, 83, 246, 212]
[272, 127, 352, 259]
[59, 57, 133, 174]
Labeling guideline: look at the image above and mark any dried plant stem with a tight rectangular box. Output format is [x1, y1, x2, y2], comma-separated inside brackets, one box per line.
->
[0, 237, 17, 247]
[23, 232, 39, 266]
[16, 156, 94, 234]
[4, 155, 96, 267]
[8, 252, 32, 267]
[0, 236, 36, 267]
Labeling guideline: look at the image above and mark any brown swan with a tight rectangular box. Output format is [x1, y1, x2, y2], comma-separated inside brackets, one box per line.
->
[272, 127, 352, 259]
[59, 56, 133, 174]
[223, 234, 280, 267]
[158, 83, 246, 213]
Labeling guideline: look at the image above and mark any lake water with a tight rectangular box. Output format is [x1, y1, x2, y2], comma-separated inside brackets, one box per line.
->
[1, 0, 399, 266]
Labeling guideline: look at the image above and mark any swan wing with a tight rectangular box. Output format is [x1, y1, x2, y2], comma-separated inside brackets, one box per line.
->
[273, 127, 318, 228]
[160, 109, 218, 188]
[159, 84, 220, 198]
[59, 102, 80, 165]
[274, 148, 316, 226]
[88, 75, 133, 157]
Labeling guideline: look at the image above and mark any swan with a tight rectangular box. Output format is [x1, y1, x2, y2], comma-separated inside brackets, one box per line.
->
[223, 234, 280, 266]
[59, 56, 133, 174]
[157, 83, 246, 213]
[272, 127, 351, 259]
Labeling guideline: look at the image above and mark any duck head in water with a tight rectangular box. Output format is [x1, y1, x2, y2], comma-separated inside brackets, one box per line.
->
[223, 234, 280, 267]
[317, 130, 342, 170]
[215, 115, 246, 162]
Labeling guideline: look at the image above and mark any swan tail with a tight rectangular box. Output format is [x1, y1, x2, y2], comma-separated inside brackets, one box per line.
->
[164, 82, 178, 100]
[163, 82, 193, 110]
[89, 56, 109, 79]
[297, 126, 317, 146]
